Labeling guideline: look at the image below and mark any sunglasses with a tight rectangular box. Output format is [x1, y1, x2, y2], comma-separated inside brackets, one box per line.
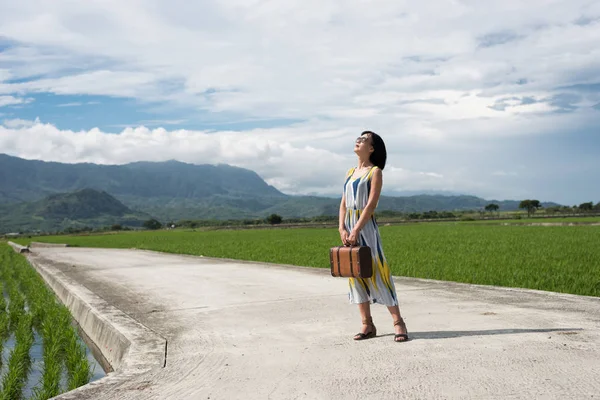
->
[355, 136, 370, 144]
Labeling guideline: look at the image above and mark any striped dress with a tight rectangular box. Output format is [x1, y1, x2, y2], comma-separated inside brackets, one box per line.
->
[343, 166, 398, 306]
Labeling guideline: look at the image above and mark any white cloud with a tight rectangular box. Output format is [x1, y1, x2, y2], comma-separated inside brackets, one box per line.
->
[0, 119, 454, 197]
[0, 69, 12, 82]
[56, 102, 82, 107]
[136, 119, 188, 126]
[0, 96, 32, 107]
[2, 118, 40, 128]
[0, 1, 599, 204]
[383, 167, 445, 191]
[0, 0, 598, 122]
[492, 171, 518, 177]
[2, 70, 163, 98]
[1, 116, 599, 204]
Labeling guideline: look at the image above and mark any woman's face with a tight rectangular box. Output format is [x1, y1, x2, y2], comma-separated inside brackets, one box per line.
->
[354, 133, 373, 157]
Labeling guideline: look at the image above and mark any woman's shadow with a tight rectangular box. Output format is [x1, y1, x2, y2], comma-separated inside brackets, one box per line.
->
[378, 327, 583, 340]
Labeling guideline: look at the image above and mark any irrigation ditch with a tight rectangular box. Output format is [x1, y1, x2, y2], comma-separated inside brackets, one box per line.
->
[0, 243, 105, 399]
[0, 241, 167, 400]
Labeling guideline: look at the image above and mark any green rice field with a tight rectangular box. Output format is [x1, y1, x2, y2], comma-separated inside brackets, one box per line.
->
[0, 244, 103, 400]
[15, 222, 600, 297]
[463, 216, 600, 224]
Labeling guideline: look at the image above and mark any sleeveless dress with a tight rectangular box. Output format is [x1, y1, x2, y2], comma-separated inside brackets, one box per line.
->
[343, 166, 398, 306]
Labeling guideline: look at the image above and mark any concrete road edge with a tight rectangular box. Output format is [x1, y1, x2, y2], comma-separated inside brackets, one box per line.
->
[8, 240, 30, 253]
[23, 251, 167, 399]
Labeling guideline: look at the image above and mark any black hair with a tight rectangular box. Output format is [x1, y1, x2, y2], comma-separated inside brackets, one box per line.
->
[361, 130, 387, 170]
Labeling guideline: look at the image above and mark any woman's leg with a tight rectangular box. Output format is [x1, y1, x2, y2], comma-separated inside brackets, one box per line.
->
[387, 304, 401, 321]
[387, 304, 409, 342]
[358, 301, 372, 325]
[354, 301, 376, 339]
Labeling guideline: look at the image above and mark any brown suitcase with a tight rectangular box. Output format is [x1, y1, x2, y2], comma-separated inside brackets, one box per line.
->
[329, 245, 373, 278]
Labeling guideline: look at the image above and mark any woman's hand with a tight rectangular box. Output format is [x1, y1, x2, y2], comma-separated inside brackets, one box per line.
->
[339, 229, 349, 246]
[347, 229, 359, 246]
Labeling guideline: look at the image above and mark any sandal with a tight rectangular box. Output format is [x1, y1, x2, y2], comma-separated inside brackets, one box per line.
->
[393, 317, 409, 342]
[353, 316, 377, 340]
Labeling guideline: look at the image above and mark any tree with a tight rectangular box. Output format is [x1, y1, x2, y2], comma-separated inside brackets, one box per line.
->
[266, 214, 283, 225]
[484, 203, 499, 214]
[579, 202, 594, 212]
[595, 202, 600, 211]
[545, 206, 561, 214]
[423, 210, 439, 219]
[111, 224, 122, 231]
[519, 199, 542, 217]
[143, 218, 163, 230]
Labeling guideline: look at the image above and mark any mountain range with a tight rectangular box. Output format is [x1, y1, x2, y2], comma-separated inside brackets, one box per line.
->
[0, 153, 561, 232]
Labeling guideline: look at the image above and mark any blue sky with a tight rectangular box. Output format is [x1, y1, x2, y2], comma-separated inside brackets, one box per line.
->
[0, 92, 302, 132]
[0, 0, 599, 205]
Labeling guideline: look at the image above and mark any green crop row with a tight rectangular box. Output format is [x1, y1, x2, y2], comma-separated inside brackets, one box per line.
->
[0, 251, 34, 400]
[0, 245, 92, 400]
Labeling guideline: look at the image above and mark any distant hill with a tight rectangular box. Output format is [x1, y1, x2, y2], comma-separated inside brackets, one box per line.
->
[0, 153, 284, 203]
[0, 188, 153, 233]
[40, 188, 131, 219]
[376, 195, 553, 213]
[0, 154, 561, 224]
[260, 194, 559, 219]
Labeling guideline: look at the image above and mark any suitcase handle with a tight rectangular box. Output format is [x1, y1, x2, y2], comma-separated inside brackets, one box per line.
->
[348, 245, 354, 277]
[336, 246, 341, 276]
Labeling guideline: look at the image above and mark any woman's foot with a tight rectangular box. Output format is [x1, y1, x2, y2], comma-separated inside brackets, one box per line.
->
[393, 317, 409, 342]
[354, 316, 377, 340]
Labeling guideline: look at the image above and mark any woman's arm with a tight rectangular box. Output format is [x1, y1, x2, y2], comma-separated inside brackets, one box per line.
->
[339, 195, 347, 232]
[348, 168, 382, 244]
[339, 195, 349, 245]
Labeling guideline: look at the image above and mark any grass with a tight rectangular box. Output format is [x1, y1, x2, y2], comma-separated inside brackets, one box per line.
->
[16, 222, 600, 297]
[33, 312, 63, 399]
[0, 284, 8, 371]
[0, 255, 34, 400]
[1, 314, 34, 400]
[461, 216, 600, 224]
[0, 244, 93, 399]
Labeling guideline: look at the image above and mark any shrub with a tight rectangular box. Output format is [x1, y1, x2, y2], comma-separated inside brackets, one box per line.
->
[266, 214, 283, 225]
[143, 219, 163, 230]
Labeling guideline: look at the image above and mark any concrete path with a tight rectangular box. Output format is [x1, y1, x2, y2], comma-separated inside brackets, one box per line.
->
[28, 247, 600, 400]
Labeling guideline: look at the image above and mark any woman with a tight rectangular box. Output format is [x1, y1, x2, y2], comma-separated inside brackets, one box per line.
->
[338, 131, 409, 343]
